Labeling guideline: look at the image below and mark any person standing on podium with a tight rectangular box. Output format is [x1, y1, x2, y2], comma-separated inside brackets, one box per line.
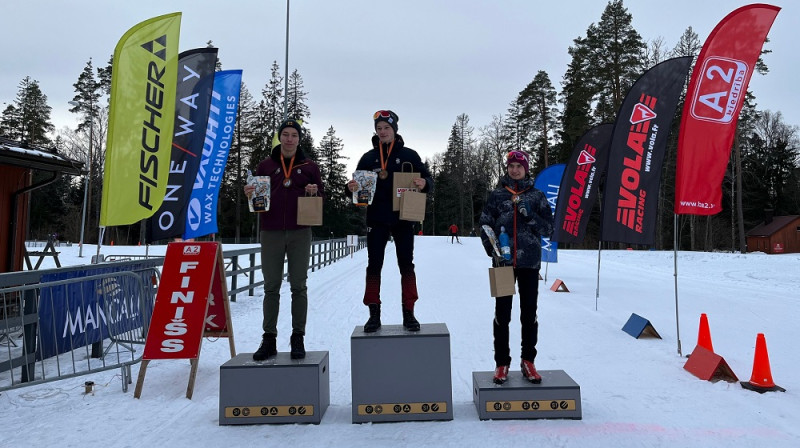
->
[245, 118, 324, 361]
[479, 150, 553, 384]
[347, 110, 433, 333]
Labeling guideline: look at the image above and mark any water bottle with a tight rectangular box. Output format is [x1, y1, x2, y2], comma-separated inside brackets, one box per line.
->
[499, 226, 511, 260]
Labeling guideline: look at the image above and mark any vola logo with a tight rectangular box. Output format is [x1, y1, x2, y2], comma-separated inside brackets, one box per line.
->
[630, 103, 656, 124]
[577, 150, 596, 165]
[690, 56, 748, 123]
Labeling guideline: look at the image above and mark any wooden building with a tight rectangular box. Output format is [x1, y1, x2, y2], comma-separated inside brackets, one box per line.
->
[745, 214, 800, 254]
[1, 138, 83, 272]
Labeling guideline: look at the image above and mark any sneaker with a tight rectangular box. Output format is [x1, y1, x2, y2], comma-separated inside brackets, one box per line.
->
[402, 307, 420, 331]
[364, 303, 381, 332]
[521, 359, 542, 384]
[493, 365, 509, 384]
[253, 334, 277, 361]
[290, 333, 305, 359]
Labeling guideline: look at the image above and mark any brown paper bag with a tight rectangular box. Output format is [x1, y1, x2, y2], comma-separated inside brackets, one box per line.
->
[297, 193, 323, 226]
[489, 266, 516, 297]
[392, 162, 418, 211]
[399, 190, 426, 222]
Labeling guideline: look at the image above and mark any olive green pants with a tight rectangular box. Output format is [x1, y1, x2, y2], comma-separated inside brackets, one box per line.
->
[260, 228, 311, 336]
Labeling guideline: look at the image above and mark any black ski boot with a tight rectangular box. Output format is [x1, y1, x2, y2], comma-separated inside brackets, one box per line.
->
[253, 333, 277, 361]
[363, 303, 381, 332]
[290, 332, 305, 359]
[402, 306, 420, 331]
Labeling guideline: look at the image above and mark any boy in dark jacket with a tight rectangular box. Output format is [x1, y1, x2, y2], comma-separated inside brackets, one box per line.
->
[347, 110, 434, 332]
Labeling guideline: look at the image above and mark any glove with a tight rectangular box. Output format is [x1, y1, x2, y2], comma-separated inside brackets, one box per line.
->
[496, 257, 512, 267]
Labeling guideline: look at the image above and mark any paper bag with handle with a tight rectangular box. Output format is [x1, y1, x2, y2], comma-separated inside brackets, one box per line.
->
[297, 192, 323, 226]
[392, 162, 419, 211]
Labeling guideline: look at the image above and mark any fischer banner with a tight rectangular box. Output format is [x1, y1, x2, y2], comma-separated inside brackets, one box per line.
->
[674, 4, 780, 216]
[534, 164, 565, 263]
[601, 57, 692, 245]
[146, 47, 218, 243]
[101, 13, 181, 226]
[552, 123, 613, 244]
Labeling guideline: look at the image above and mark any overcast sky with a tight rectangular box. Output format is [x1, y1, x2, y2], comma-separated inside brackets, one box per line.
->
[2, 1, 796, 173]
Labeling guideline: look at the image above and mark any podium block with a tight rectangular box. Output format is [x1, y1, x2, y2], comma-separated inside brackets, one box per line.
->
[219, 351, 329, 425]
[351, 323, 453, 423]
[473, 369, 582, 420]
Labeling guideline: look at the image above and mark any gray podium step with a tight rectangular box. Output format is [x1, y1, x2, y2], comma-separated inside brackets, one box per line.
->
[473, 369, 582, 420]
[219, 351, 329, 425]
[351, 323, 453, 423]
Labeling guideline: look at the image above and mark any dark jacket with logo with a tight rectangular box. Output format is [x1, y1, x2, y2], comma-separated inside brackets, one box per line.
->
[355, 134, 433, 226]
[255, 145, 324, 231]
[479, 174, 554, 269]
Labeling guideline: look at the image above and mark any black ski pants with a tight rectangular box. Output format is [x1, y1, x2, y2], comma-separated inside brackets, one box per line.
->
[493, 267, 540, 367]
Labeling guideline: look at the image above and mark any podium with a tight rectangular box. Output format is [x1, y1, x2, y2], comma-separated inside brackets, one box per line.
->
[219, 351, 329, 425]
[473, 369, 582, 420]
[351, 323, 453, 423]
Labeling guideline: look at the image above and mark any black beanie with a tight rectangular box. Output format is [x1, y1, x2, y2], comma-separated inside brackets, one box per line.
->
[373, 110, 399, 133]
[278, 117, 303, 139]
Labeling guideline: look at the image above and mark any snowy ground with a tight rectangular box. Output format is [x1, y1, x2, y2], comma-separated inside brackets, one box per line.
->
[2, 237, 799, 447]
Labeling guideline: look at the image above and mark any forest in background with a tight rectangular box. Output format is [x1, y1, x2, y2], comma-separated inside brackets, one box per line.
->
[3, 0, 797, 251]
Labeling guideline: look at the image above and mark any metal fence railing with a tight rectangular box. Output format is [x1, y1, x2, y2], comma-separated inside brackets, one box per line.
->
[1, 237, 365, 393]
[1, 268, 160, 393]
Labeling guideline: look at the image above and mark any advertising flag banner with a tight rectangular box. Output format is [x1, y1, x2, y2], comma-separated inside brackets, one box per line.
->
[534, 164, 565, 263]
[183, 70, 243, 239]
[552, 123, 613, 244]
[101, 13, 181, 227]
[146, 48, 218, 243]
[674, 4, 780, 215]
[601, 57, 692, 245]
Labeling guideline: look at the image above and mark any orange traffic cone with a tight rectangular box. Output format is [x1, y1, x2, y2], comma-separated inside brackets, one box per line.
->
[696, 313, 714, 352]
[741, 333, 785, 393]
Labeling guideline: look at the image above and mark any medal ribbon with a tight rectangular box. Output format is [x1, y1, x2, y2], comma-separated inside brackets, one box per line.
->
[281, 154, 296, 184]
[378, 140, 395, 174]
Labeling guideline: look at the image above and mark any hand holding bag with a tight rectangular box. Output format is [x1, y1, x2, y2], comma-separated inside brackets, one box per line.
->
[297, 192, 323, 226]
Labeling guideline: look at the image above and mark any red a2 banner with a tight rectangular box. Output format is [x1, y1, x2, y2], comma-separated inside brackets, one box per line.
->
[675, 4, 780, 216]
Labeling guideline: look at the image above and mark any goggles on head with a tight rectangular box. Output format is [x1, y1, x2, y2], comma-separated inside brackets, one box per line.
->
[373, 110, 393, 120]
[507, 151, 527, 163]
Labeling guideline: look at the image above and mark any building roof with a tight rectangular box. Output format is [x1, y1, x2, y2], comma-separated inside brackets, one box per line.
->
[0, 137, 83, 175]
[746, 215, 800, 237]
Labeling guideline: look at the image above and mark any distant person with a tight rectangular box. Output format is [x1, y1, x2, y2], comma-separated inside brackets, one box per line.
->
[448, 223, 460, 244]
[469, 228, 477, 237]
[244, 118, 324, 361]
[479, 150, 553, 385]
[347, 110, 434, 332]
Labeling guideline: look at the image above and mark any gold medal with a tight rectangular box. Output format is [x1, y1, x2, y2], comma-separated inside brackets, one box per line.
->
[512, 194, 520, 203]
[378, 141, 395, 181]
[283, 179, 292, 187]
[379, 170, 388, 180]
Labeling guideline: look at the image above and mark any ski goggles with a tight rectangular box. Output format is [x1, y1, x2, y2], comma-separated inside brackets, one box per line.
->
[507, 151, 528, 163]
[373, 110, 393, 120]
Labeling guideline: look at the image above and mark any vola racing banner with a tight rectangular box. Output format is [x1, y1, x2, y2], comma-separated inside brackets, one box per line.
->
[184, 70, 243, 239]
[101, 13, 181, 226]
[146, 47, 218, 243]
[674, 4, 780, 215]
[534, 164, 565, 262]
[601, 57, 692, 245]
[552, 124, 613, 244]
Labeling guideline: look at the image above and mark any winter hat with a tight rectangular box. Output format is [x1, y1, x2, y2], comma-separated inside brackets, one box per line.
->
[278, 117, 303, 139]
[506, 150, 530, 174]
[373, 110, 399, 133]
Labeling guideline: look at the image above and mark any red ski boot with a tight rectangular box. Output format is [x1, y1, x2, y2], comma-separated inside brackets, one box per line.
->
[493, 365, 509, 384]
[521, 360, 542, 384]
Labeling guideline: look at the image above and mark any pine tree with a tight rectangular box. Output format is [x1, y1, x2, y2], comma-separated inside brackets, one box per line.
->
[515, 70, 559, 171]
[316, 126, 351, 236]
[10, 76, 55, 146]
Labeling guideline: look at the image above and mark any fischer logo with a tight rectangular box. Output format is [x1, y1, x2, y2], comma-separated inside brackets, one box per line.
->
[562, 145, 598, 237]
[614, 94, 659, 234]
[183, 245, 201, 255]
[690, 56, 748, 123]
